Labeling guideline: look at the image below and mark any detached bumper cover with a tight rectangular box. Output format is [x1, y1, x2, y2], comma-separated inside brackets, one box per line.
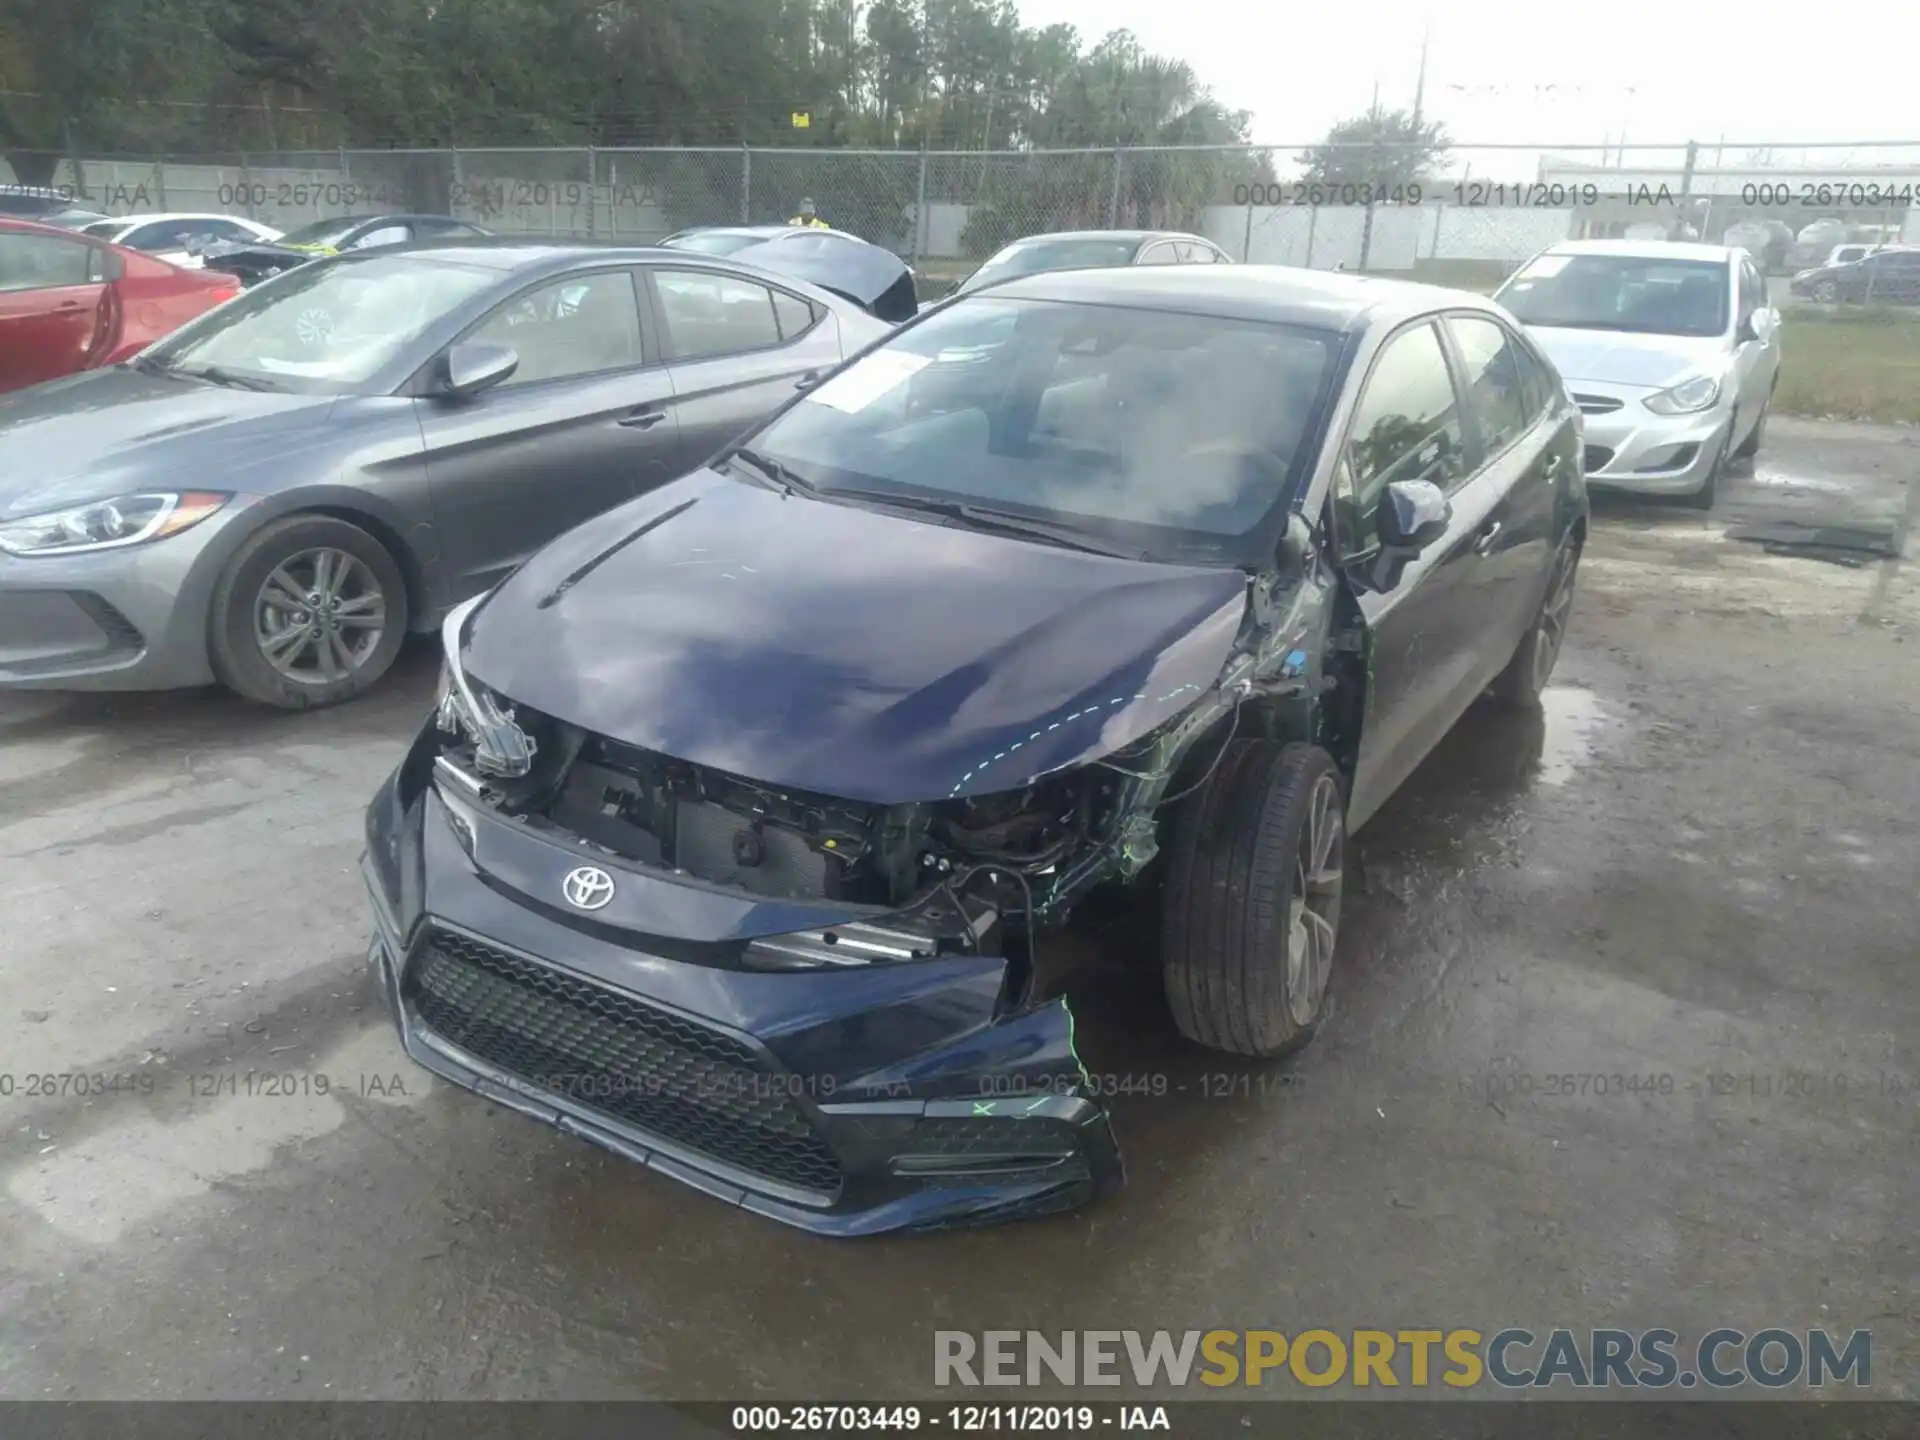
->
[361, 741, 1123, 1236]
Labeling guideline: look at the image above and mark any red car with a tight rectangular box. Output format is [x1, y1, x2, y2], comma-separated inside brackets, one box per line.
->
[0, 217, 240, 393]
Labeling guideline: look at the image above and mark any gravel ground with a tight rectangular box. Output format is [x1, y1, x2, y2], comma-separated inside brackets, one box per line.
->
[1, 416, 1915, 1401]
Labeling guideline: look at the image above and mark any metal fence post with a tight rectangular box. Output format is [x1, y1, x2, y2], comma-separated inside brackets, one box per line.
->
[1673, 139, 1698, 241]
[586, 145, 597, 238]
[1241, 187, 1255, 262]
[1305, 205, 1318, 268]
[154, 156, 167, 209]
[741, 144, 752, 224]
[912, 145, 929, 265]
[1107, 148, 1124, 228]
[239, 151, 252, 219]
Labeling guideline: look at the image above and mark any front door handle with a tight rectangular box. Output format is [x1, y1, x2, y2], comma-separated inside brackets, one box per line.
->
[618, 408, 667, 430]
[1473, 520, 1503, 556]
[794, 369, 823, 392]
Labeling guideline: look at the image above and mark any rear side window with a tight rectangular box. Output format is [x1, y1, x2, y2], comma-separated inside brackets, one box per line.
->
[1510, 332, 1561, 419]
[772, 289, 818, 341]
[1334, 321, 1464, 552]
[655, 269, 785, 359]
[0, 231, 96, 292]
[1447, 315, 1533, 460]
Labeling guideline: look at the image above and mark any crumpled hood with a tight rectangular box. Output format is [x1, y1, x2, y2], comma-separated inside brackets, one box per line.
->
[730, 234, 918, 323]
[462, 469, 1248, 806]
[1527, 326, 1729, 390]
[0, 368, 336, 517]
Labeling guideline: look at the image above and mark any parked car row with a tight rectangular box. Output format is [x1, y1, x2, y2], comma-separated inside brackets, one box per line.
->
[1788, 244, 1920, 304]
[8, 219, 1785, 1235]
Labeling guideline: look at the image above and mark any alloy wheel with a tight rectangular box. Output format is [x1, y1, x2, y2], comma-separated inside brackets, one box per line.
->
[252, 547, 388, 684]
[1531, 546, 1580, 691]
[1285, 773, 1345, 1028]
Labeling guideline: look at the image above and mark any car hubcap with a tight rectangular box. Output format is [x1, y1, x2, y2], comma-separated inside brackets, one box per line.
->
[1814, 282, 1835, 302]
[1286, 774, 1345, 1028]
[1532, 546, 1579, 690]
[254, 548, 386, 684]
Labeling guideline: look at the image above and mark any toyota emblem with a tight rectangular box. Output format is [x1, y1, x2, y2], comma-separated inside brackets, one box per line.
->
[562, 865, 616, 911]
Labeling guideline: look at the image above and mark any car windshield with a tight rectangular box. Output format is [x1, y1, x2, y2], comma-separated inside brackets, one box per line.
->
[664, 231, 769, 255]
[738, 296, 1339, 562]
[1496, 253, 1731, 338]
[277, 217, 362, 248]
[81, 220, 126, 239]
[143, 254, 498, 393]
[961, 238, 1142, 293]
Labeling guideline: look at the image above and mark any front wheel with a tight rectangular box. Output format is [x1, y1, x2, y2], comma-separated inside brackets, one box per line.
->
[1490, 536, 1580, 708]
[1812, 279, 1838, 303]
[209, 514, 408, 710]
[1679, 423, 1732, 511]
[1161, 740, 1345, 1058]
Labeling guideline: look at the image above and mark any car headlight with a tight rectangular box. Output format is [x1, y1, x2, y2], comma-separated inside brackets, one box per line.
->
[434, 595, 536, 778]
[1642, 374, 1721, 416]
[0, 491, 229, 557]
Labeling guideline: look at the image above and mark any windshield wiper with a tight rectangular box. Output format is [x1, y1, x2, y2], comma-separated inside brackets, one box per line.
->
[725, 445, 820, 496]
[173, 363, 282, 392]
[827, 488, 1147, 559]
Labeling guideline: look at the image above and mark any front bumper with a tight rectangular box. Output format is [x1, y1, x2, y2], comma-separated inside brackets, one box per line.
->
[0, 499, 260, 691]
[361, 735, 1124, 1236]
[1568, 384, 1732, 496]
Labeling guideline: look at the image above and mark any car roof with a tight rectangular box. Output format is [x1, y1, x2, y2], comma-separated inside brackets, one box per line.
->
[999, 229, 1198, 247]
[327, 236, 821, 277]
[93, 212, 260, 225]
[0, 216, 105, 239]
[1539, 238, 1740, 264]
[977, 263, 1502, 333]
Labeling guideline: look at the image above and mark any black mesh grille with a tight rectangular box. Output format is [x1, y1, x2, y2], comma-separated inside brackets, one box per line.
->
[70, 593, 145, 652]
[1583, 444, 1615, 473]
[409, 930, 843, 1197]
[908, 1116, 1078, 1157]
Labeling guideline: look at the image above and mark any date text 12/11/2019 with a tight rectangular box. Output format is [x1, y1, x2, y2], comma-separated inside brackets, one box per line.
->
[1227, 181, 1794, 208]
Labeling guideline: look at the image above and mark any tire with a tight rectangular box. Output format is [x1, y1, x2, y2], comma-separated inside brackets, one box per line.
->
[1162, 740, 1345, 1058]
[209, 514, 409, 710]
[1733, 383, 1774, 461]
[1679, 423, 1732, 510]
[1490, 535, 1580, 708]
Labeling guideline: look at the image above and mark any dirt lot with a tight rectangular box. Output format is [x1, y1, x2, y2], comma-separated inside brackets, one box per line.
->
[1, 417, 1915, 1401]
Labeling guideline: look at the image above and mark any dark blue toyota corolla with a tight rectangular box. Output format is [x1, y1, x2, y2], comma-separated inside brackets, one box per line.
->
[363, 265, 1588, 1234]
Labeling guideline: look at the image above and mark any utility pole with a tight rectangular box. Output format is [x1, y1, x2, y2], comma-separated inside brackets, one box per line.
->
[1411, 23, 1430, 125]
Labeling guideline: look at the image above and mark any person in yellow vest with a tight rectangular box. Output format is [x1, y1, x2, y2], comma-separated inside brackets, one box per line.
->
[788, 197, 830, 229]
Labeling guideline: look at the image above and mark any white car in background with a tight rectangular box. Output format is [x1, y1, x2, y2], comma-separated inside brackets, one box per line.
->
[78, 213, 282, 268]
[1494, 240, 1781, 510]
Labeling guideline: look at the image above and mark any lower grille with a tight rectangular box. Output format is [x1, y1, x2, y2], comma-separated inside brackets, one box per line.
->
[1582, 444, 1615, 472]
[408, 930, 843, 1198]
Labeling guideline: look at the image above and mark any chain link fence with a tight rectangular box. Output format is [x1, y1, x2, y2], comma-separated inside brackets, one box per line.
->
[9, 140, 1920, 301]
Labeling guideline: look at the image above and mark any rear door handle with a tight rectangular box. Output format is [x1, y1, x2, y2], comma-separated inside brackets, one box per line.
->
[618, 408, 667, 430]
[1473, 521, 1503, 555]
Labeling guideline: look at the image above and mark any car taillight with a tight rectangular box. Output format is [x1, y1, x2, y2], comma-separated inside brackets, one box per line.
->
[210, 286, 239, 303]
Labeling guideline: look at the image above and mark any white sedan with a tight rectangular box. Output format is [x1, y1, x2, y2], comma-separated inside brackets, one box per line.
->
[78, 213, 283, 268]
[1494, 239, 1781, 510]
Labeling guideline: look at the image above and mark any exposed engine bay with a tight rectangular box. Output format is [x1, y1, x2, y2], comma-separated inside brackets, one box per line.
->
[429, 524, 1352, 975]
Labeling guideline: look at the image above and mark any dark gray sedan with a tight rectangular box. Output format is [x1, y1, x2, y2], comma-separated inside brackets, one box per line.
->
[0, 239, 897, 707]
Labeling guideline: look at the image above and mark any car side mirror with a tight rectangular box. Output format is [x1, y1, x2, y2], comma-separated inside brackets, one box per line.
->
[438, 342, 518, 400]
[1379, 478, 1451, 553]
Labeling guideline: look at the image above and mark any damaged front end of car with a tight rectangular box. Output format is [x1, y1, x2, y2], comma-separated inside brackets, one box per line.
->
[362, 508, 1342, 1234]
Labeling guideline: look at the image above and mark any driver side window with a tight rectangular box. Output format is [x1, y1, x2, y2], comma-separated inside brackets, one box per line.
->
[1333, 322, 1465, 557]
[463, 271, 645, 386]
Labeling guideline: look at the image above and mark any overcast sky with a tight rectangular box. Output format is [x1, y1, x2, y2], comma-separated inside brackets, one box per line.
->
[1014, 0, 1920, 174]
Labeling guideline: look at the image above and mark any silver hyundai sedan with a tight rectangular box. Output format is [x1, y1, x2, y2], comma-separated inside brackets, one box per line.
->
[1494, 240, 1781, 509]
